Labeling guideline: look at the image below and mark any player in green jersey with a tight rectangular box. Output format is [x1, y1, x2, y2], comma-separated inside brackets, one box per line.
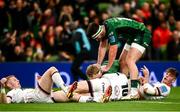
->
[87, 17, 151, 99]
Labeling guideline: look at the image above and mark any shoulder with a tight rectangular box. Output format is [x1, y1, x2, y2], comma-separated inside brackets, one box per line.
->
[7, 88, 23, 96]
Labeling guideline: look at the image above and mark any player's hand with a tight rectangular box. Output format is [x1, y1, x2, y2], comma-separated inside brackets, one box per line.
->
[141, 65, 149, 77]
[139, 76, 145, 85]
[101, 65, 110, 73]
[0, 78, 7, 87]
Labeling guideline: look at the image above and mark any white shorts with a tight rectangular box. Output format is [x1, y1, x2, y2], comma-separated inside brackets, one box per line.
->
[123, 43, 145, 54]
[90, 78, 111, 95]
[90, 73, 129, 101]
[109, 74, 129, 100]
[23, 88, 54, 103]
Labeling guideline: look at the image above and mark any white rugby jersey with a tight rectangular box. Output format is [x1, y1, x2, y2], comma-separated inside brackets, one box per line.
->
[102, 72, 129, 100]
[7, 88, 37, 103]
[139, 82, 171, 100]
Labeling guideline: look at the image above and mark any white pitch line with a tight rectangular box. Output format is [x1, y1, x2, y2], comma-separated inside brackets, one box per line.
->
[132, 101, 180, 105]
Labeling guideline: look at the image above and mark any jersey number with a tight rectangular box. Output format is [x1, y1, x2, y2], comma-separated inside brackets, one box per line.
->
[122, 84, 128, 96]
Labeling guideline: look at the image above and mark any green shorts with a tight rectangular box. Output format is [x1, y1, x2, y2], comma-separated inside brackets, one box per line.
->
[124, 29, 151, 48]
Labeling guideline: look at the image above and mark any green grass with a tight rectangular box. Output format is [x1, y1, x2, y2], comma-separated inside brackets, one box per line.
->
[0, 87, 180, 111]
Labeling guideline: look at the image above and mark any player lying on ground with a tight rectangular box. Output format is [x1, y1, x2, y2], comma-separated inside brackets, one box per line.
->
[66, 64, 129, 103]
[0, 66, 75, 103]
[67, 64, 179, 102]
[137, 66, 179, 100]
[0, 66, 113, 103]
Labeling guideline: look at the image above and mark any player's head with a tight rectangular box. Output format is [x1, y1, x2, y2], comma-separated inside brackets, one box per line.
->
[87, 22, 105, 41]
[86, 64, 102, 79]
[162, 68, 179, 86]
[2, 75, 21, 89]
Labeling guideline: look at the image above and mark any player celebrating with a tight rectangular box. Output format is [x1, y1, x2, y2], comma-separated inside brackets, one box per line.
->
[87, 17, 151, 98]
[0, 66, 70, 103]
[138, 66, 179, 100]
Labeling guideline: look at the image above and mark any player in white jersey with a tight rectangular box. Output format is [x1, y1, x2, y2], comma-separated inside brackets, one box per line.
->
[138, 66, 179, 100]
[66, 64, 129, 102]
[0, 66, 71, 103]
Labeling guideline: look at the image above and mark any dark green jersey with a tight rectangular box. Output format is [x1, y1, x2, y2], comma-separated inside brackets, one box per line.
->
[103, 17, 151, 47]
[102, 60, 120, 73]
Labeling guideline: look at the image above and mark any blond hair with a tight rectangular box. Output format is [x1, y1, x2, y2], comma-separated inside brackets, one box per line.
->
[86, 64, 101, 78]
[3, 75, 15, 89]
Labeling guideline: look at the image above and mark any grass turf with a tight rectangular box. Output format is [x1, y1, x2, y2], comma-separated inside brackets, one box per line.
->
[0, 87, 180, 111]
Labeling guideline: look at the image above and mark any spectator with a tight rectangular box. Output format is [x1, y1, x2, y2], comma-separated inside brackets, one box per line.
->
[140, 2, 152, 24]
[107, 0, 123, 17]
[9, 0, 31, 33]
[167, 30, 180, 60]
[0, 0, 8, 37]
[170, 0, 180, 21]
[120, 2, 132, 18]
[152, 21, 172, 60]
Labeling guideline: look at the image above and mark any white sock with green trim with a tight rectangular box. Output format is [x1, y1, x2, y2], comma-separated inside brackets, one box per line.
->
[52, 72, 67, 92]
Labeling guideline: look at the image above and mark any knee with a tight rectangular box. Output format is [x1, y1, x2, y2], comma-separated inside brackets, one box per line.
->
[49, 66, 58, 73]
[125, 55, 135, 66]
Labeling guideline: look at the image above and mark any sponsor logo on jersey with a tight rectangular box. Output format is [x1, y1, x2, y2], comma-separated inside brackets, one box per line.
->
[109, 36, 116, 43]
[143, 42, 149, 47]
[159, 86, 168, 93]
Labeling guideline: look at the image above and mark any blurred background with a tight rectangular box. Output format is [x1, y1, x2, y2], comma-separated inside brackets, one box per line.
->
[0, 0, 179, 87]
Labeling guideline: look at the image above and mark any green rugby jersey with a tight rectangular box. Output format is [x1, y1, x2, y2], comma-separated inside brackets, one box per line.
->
[103, 17, 150, 45]
[102, 60, 120, 73]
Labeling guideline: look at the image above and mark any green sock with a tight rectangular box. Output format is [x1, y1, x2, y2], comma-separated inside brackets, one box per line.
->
[131, 80, 140, 88]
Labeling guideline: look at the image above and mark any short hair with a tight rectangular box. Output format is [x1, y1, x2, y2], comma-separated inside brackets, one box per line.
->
[87, 22, 100, 38]
[86, 64, 101, 78]
[3, 75, 15, 89]
[166, 68, 179, 78]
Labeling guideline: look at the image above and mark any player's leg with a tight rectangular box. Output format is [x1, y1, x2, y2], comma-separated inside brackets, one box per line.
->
[119, 43, 129, 76]
[38, 66, 67, 94]
[52, 90, 70, 102]
[101, 85, 112, 103]
[126, 43, 145, 98]
[67, 78, 111, 100]
[66, 80, 89, 98]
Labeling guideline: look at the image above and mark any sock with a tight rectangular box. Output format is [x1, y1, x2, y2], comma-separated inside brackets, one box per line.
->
[1, 87, 6, 94]
[131, 80, 140, 88]
[52, 72, 67, 92]
[79, 96, 94, 102]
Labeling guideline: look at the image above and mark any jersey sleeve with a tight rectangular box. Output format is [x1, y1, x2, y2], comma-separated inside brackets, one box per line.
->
[7, 89, 24, 103]
[156, 84, 170, 97]
[104, 21, 119, 45]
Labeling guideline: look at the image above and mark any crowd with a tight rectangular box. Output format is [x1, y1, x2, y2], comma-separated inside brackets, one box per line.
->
[0, 0, 179, 62]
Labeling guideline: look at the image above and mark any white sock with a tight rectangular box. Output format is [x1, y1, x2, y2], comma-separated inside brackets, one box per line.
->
[52, 72, 67, 92]
[79, 96, 94, 102]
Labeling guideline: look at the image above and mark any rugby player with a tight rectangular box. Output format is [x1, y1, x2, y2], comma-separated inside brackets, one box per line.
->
[0, 66, 69, 103]
[138, 66, 179, 100]
[87, 17, 151, 98]
[66, 64, 129, 103]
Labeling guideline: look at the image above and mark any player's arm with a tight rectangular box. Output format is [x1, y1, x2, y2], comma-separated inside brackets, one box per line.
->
[105, 44, 118, 71]
[97, 39, 108, 65]
[143, 83, 159, 96]
[140, 65, 150, 84]
[0, 78, 12, 103]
